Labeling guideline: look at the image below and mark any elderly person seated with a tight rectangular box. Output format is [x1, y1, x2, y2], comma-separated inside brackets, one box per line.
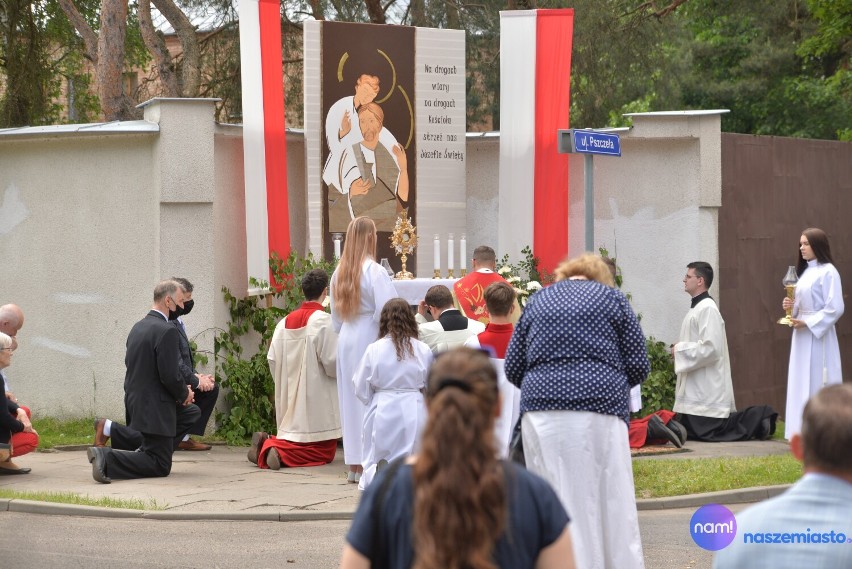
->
[0, 332, 37, 474]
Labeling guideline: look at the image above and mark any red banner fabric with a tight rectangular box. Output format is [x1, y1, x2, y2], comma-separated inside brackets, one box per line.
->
[259, 0, 290, 266]
[533, 9, 573, 273]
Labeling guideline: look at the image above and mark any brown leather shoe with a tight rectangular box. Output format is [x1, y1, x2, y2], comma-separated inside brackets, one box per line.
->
[247, 432, 269, 464]
[266, 448, 282, 470]
[178, 438, 212, 451]
[94, 418, 110, 447]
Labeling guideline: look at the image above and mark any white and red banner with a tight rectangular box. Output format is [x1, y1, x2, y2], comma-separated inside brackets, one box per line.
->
[240, 0, 290, 287]
[498, 9, 574, 273]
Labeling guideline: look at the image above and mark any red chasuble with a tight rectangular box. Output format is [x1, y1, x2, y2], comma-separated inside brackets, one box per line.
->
[453, 271, 510, 324]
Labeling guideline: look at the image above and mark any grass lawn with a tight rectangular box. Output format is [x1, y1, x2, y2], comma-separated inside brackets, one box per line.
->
[31, 416, 224, 449]
[32, 416, 98, 449]
[633, 454, 802, 499]
[0, 489, 162, 510]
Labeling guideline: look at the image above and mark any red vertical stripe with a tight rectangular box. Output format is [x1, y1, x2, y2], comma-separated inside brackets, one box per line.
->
[258, 0, 290, 268]
[533, 9, 573, 273]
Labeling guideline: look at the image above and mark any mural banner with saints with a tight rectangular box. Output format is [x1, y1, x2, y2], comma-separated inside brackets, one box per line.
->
[304, 21, 466, 277]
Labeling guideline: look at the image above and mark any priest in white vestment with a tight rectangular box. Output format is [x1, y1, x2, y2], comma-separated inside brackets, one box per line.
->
[257, 269, 341, 469]
[673, 262, 776, 442]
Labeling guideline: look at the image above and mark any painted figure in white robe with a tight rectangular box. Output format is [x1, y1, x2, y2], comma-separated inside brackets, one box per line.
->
[353, 298, 432, 490]
[324, 75, 400, 233]
[331, 217, 399, 483]
[782, 228, 844, 440]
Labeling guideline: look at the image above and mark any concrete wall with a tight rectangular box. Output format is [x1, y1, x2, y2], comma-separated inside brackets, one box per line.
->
[0, 101, 722, 417]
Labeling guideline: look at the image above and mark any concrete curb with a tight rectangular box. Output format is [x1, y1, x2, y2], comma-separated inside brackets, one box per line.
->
[636, 484, 793, 511]
[0, 485, 794, 521]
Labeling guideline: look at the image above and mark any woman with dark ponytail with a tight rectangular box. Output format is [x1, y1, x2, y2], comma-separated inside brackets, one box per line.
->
[341, 347, 575, 569]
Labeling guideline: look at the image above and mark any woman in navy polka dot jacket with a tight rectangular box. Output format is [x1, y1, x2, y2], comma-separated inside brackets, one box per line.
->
[505, 253, 650, 569]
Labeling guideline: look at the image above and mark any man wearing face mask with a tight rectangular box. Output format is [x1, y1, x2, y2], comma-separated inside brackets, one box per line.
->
[93, 279, 217, 452]
[87, 280, 200, 483]
[171, 278, 217, 451]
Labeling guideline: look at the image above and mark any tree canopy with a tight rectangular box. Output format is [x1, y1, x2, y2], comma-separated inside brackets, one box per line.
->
[0, 0, 848, 139]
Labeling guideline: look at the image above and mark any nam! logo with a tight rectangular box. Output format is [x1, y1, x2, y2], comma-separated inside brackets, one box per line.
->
[690, 504, 737, 551]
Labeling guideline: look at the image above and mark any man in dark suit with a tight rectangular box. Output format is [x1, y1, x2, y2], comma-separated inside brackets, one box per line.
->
[415, 285, 485, 354]
[171, 277, 218, 451]
[92, 277, 217, 451]
[87, 280, 200, 483]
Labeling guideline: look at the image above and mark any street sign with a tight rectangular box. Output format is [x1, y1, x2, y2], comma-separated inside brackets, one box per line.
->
[557, 129, 621, 157]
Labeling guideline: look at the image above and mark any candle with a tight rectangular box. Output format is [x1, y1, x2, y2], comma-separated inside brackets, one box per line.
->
[333, 234, 342, 258]
[448, 233, 455, 272]
[433, 234, 441, 271]
[460, 234, 467, 272]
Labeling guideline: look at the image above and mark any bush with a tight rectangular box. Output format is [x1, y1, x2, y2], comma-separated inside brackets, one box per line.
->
[639, 337, 677, 416]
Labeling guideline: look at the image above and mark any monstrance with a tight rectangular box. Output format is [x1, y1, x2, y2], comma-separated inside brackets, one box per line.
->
[390, 213, 417, 280]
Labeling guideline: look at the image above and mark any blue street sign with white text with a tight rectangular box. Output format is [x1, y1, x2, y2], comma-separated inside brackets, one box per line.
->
[571, 129, 621, 156]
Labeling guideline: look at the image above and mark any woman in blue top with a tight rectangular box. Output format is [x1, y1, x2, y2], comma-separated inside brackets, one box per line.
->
[505, 253, 650, 569]
[340, 347, 575, 569]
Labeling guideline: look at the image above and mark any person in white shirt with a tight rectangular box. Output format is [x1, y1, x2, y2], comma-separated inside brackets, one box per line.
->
[416, 285, 484, 354]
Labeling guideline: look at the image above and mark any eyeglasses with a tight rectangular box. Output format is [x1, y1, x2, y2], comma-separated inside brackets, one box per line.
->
[0, 347, 13, 352]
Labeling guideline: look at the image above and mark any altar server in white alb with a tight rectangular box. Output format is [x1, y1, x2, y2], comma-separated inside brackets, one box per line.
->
[255, 269, 340, 469]
[331, 217, 399, 484]
[673, 262, 777, 442]
[464, 281, 520, 458]
[782, 228, 844, 440]
[353, 298, 432, 490]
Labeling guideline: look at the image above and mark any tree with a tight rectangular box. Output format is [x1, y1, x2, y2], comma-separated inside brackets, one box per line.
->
[677, 0, 850, 140]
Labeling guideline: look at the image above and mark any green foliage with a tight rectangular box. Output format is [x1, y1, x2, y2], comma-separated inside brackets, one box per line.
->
[640, 337, 677, 416]
[214, 251, 336, 444]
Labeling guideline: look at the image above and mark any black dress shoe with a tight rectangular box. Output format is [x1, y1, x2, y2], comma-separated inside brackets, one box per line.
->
[757, 417, 772, 441]
[647, 415, 683, 448]
[667, 419, 688, 446]
[87, 446, 112, 484]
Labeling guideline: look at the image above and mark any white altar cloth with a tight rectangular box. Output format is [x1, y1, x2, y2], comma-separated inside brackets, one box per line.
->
[392, 278, 459, 305]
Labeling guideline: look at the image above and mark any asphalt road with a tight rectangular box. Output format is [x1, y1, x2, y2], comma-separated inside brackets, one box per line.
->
[0, 505, 748, 568]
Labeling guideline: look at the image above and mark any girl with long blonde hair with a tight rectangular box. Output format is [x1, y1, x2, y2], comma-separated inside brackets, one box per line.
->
[331, 217, 398, 482]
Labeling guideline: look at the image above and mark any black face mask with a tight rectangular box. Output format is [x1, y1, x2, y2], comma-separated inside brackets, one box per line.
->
[181, 299, 194, 316]
[167, 297, 183, 321]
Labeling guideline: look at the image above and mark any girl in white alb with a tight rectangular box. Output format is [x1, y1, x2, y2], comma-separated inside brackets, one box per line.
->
[783, 228, 844, 440]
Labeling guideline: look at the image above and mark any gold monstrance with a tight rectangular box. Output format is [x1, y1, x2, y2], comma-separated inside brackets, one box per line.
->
[390, 213, 417, 280]
[777, 266, 799, 326]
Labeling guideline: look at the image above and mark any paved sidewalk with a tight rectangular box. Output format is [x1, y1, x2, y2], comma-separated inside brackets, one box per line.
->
[0, 439, 793, 520]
